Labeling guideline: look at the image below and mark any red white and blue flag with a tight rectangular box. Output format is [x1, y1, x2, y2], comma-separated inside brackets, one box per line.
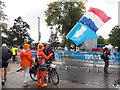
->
[66, 7, 111, 46]
[79, 7, 111, 32]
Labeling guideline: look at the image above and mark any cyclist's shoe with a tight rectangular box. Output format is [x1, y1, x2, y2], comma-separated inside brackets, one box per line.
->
[37, 84, 41, 87]
[41, 84, 47, 87]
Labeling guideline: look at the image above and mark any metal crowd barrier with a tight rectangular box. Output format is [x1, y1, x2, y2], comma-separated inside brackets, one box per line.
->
[55, 51, 120, 62]
[54, 50, 120, 72]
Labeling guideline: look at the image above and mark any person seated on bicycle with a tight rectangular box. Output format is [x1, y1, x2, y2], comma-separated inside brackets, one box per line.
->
[43, 43, 55, 82]
[37, 43, 53, 87]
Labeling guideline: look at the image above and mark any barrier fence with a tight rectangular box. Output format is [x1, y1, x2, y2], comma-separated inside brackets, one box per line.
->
[0, 50, 119, 68]
[15, 50, 119, 72]
[30, 50, 120, 62]
[53, 51, 120, 71]
[54, 51, 120, 62]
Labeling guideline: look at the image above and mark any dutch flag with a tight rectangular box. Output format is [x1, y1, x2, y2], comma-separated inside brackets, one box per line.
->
[79, 7, 111, 32]
[66, 7, 111, 46]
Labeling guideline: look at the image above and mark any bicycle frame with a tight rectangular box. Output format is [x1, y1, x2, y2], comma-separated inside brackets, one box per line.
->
[30, 63, 59, 85]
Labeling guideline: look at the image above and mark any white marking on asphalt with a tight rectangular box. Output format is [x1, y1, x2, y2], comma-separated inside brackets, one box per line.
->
[7, 71, 14, 74]
[8, 70, 24, 74]
[59, 80, 69, 83]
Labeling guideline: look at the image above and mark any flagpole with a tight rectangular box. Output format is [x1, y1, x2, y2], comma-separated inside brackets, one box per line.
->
[38, 17, 40, 43]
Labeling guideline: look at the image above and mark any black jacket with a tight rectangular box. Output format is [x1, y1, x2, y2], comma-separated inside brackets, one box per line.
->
[0, 47, 12, 61]
[43, 47, 55, 61]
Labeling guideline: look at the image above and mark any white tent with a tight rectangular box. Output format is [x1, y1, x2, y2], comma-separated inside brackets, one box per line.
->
[104, 44, 113, 49]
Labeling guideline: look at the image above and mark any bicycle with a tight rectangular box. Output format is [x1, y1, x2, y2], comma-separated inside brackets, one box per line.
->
[29, 63, 59, 85]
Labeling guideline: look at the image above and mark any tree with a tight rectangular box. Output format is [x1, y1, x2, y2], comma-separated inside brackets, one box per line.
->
[0, 0, 8, 45]
[0, 1, 7, 21]
[5, 16, 34, 46]
[45, 0, 85, 50]
[108, 25, 120, 48]
[48, 30, 60, 51]
[97, 36, 106, 44]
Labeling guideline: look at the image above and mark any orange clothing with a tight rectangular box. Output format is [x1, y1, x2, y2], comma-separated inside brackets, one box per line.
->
[37, 51, 51, 64]
[20, 49, 33, 68]
[37, 51, 51, 86]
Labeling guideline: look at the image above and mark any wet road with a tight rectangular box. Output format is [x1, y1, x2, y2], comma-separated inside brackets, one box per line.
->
[58, 66, 119, 88]
[0, 59, 120, 89]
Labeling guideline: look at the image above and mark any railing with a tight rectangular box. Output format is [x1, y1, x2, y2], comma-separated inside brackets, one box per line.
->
[54, 51, 120, 71]
[54, 50, 120, 62]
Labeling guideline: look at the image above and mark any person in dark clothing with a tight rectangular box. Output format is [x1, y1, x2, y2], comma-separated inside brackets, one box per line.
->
[103, 47, 110, 77]
[43, 44, 55, 61]
[0, 44, 12, 85]
[43, 44, 55, 83]
[118, 47, 120, 52]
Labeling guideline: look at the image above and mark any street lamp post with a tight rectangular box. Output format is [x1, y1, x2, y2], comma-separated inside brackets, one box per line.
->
[118, 1, 120, 52]
[38, 17, 41, 43]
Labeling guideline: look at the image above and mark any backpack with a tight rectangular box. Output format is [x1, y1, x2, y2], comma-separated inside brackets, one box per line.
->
[100, 54, 105, 59]
[2, 48, 12, 61]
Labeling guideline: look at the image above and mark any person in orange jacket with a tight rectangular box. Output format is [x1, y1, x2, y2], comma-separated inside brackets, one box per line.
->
[19, 44, 34, 87]
[37, 43, 53, 87]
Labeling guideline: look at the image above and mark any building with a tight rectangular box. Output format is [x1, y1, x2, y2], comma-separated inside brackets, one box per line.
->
[80, 39, 97, 51]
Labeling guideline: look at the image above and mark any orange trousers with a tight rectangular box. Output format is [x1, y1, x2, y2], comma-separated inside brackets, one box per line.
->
[37, 68, 46, 85]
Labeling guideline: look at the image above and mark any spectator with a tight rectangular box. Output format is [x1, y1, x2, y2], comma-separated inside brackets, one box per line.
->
[19, 44, 34, 87]
[43, 43, 55, 83]
[11, 46, 18, 61]
[103, 47, 110, 77]
[37, 43, 52, 87]
[0, 44, 12, 85]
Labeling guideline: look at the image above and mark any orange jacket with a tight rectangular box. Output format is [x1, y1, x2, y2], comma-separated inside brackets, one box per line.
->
[20, 49, 33, 68]
[37, 51, 51, 64]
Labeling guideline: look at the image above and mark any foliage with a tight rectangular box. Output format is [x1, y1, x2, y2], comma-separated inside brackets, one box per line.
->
[108, 25, 120, 47]
[1, 1, 34, 47]
[45, 0, 85, 49]
[97, 36, 106, 44]
[48, 30, 60, 51]
[3, 16, 34, 46]
[0, 0, 8, 45]
[0, 0, 7, 21]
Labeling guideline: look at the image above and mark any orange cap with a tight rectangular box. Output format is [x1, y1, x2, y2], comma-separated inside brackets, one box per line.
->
[23, 44, 30, 49]
[37, 43, 44, 51]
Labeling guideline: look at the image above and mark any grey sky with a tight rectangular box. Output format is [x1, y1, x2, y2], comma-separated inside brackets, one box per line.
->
[3, 0, 119, 43]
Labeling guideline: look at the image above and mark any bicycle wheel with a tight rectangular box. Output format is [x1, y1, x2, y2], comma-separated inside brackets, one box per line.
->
[50, 68, 59, 85]
[29, 67, 37, 81]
